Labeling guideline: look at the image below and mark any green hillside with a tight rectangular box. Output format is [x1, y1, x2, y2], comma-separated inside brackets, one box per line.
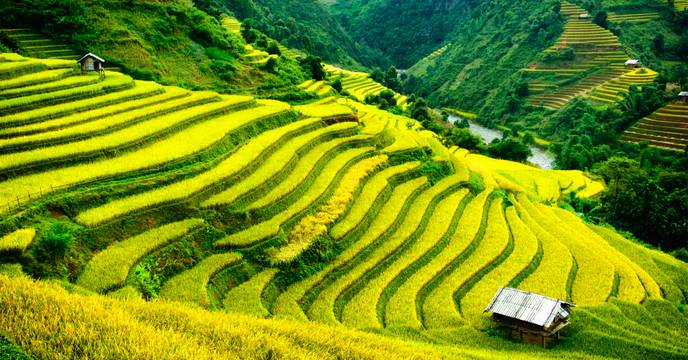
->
[0, 53, 687, 359]
[0, 0, 687, 358]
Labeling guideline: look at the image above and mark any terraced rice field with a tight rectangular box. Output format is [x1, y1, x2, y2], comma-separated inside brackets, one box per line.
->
[221, 17, 242, 34]
[1, 53, 687, 359]
[622, 102, 688, 151]
[325, 64, 409, 108]
[299, 79, 336, 97]
[590, 67, 658, 103]
[526, 2, 630, 109]
[1, 28, 81, 60]
[674, 0, 687, 10]
[607, 11, 660, 23]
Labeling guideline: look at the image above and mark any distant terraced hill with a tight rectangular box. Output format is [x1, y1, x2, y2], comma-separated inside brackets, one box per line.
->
[0, 53, 687, 359]
[622, 101, 688, 151]
[525, 1, 662, 110]
[325, 64, 408, 108]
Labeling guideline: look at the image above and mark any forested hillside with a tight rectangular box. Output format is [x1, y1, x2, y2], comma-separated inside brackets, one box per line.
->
[197, 0, 389, 68]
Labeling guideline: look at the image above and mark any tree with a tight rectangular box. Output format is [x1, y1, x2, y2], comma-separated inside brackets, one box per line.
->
[300, 56, 325, 80]
[487, 137, 532, 162]
[266, 41, 281, 55]
[263, 57, 277, 73]
[444, 128, 484, 150]
[593, 11, 607, 29]
[652, 33, 665, 53]
[331, 78, 342, 93]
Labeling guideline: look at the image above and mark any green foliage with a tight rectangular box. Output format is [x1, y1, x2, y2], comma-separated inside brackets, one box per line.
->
[34, 222, 76, 264]
[0, 335, 31, 360]
[300, 56, 325, 81]
[486, 137, 532, 163]
[417, 161, 453, 185]
[443, 127, 484, 151]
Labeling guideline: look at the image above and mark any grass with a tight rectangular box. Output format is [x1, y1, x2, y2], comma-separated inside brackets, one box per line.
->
[0, 100, 292, 214]
[159, 252, 242, 308]
[74, 111, 308, 226]
[422, 198, 509, 329]
[273, 155, 388, 263]
[272, 177, 428, 321]
[216, 147, 374, 248]
[0, 94, 251, 172]
[222, 268, 279, 317]
[384, 190, 491, 329]
[0, 228, 36, 253]
[340, 189, 469, 329]
[458, 206, 539, 328]
[329, 161, 420, 240]
[202, 121, 357, 207]
[307, 176, 461, 325]
[76, 219, 204, 293]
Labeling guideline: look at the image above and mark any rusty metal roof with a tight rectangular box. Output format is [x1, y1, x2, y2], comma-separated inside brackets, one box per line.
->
[484, 287, 574, 328]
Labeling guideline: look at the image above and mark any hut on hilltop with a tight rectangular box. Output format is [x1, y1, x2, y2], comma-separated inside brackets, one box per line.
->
[625, 59, 642, 69]
[484, 287, 574, 348]
[678, 91, 688, 103]
[78, 53, 105, 75]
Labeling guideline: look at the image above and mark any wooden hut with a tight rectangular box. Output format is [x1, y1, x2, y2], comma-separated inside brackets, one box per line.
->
[578, 13, 591, 19]
[484, 287, 574, 348]
[78, 53, 105, 74]
[679, 91, 688, 104]
[625, 59, 642, 69]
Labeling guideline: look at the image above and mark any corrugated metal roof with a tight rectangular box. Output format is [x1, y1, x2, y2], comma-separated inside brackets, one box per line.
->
[625, 59, 641, 65]
[78, 53, 106, 63]
[679, 91, 688, 97]
[484, 287, 573, 328]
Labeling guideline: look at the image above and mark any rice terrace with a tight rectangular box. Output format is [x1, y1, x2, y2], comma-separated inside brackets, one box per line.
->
[0, 0, 686, 359]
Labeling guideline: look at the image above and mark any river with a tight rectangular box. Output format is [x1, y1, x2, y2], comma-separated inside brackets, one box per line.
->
[447, 114, 556, 170]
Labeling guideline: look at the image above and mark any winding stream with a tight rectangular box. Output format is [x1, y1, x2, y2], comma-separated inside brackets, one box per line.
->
[447, 114, 556, 169]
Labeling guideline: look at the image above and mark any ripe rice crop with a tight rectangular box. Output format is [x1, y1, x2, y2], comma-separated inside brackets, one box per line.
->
[216, 147, 374, 248]
[272, 177, 428, 321]
[307, 176, 460, 325]
[0, 100, 290, 214]
[458, 207, 539, 327]
[0, 74, 102, 99]
[529, 201, 615, 304]
[159, 252, 242, 308]
[0, 228, 36, 253]
[0, 68, 74, 90]
[0, 89, 208, 150]
[0, 75, 134, 115]
[273, 155, 387, 263]
[510, 195, 571, 300]
[76, 219, 204, 293]
[341, 189, 468, 329]
[0, 84, 184, 137]
[551, 207, 646, 303]
[385, 190, 491, 329]
[0, 60, 45, 80]
[0, 82, 164, 127]
[294, 103, 353, 119]
[222, 268, 278, 317]
[75, 114, 311, 226]
[0, 274, 532, 359]
[329, 161, 420, 240]
[202, 121, 357, 207]
[589, 225, 664, 300]
[422, 199, 509, 329]
[245, 135, 372, 210]
[0, 95, 250, 172]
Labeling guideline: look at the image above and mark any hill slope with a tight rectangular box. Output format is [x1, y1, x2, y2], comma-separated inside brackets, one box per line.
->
[0, 53, 687, 358]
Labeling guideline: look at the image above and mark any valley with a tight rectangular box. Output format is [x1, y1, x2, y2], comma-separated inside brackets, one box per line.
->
[0, 0, 686, 359]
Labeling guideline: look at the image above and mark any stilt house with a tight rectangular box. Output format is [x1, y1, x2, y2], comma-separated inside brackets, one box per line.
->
[484, 287, 574, 348]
